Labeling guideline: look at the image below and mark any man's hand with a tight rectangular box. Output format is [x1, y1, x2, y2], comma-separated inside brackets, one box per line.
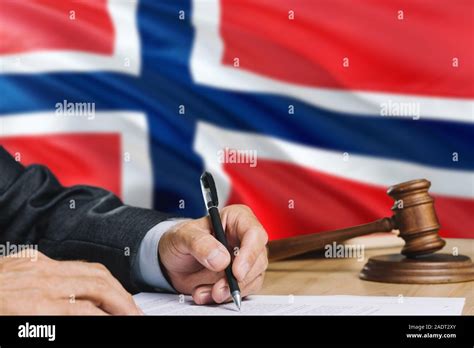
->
[159, 204, 268, 305]
[0, 250, 142, 315]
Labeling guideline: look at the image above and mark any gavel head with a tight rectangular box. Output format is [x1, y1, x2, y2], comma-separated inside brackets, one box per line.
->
[387, 179, 446, 257]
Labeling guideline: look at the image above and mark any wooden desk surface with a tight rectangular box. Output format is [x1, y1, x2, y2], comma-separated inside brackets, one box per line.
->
[261, 238, 474, 315]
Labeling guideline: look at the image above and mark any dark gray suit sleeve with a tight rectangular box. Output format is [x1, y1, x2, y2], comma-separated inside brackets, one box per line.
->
[0, 146, 173, 293]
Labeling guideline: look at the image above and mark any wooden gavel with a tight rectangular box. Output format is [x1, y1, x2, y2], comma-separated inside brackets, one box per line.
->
[268, 179, 446, 261]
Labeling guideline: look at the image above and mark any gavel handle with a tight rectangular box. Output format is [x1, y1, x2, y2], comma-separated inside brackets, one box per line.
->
[267, 217, 395, 261]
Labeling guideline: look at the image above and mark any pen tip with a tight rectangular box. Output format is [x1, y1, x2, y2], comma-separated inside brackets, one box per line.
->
[232, 291, 242, 312]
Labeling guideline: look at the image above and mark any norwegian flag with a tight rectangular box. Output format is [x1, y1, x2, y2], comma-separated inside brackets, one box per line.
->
[0, 0, 472, 243]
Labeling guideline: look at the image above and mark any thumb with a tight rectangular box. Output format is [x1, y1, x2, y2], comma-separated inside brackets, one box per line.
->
[176, 226, 231, 272]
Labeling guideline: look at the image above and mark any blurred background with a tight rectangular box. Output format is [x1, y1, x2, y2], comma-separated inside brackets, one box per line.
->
[0, 0, 472, 244]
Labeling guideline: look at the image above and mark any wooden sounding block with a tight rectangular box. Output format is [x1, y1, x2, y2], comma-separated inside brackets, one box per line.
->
[360, 254, 474, 284]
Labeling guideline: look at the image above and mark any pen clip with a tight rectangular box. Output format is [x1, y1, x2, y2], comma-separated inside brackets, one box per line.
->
[200, 171, 219, 209]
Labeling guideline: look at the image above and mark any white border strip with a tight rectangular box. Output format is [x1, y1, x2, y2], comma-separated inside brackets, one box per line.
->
[194, 121, 474, 202]
[191, 0, 474, 123]
[0, 111, 153, 208]
[0, 0, 141, 75]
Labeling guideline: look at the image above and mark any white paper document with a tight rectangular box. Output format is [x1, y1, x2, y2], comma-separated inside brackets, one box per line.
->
[134, 293, 465, 316]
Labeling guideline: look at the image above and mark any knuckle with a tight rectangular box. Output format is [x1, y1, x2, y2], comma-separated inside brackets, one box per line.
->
[35, 250, 47, 260]
[261, 255, 269, 271]
[253, 274, 265, 291]
[241, 276, 253, 287]
[88, 275, 108, 294]
[189, 233, 211, 252]
[96, 277, 109, 289]
[225, 204, 251, 214]
[262, 229, 269, 245]
[257, 277, 264, 290]
[92, 263, 112, 278]
[237, 204, 252, 213]
[243, 275, 264, 296]
[174, 224, 189, 241]
[91, 262, 107, 271]
[174, 222, 196, 243]
[250, 248, 261, 263]
[251, 225, 268, 246]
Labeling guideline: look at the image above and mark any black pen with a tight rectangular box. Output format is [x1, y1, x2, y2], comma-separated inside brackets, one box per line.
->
[200, 171, 242, 311]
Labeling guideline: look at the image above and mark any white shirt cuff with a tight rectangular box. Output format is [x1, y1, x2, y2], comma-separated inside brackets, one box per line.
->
[134, 219, 187, 293]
